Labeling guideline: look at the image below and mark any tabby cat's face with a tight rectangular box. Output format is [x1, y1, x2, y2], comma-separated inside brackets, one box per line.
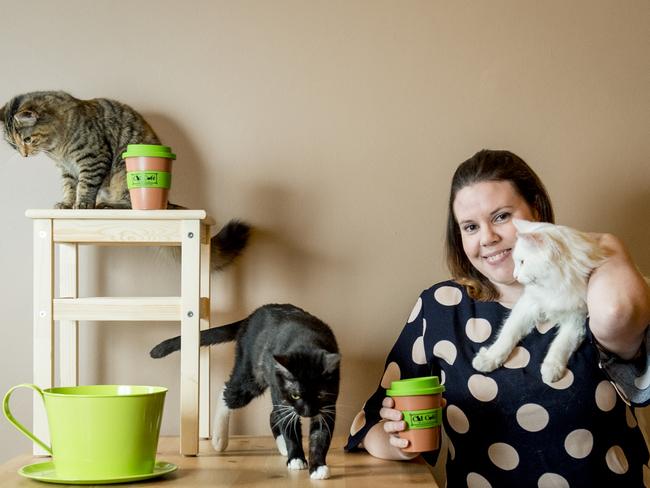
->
[1, 104, 58, 157]
[274, 351, 340, 418]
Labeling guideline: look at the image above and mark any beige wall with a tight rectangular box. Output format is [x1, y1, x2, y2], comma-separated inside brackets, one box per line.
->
[1, 0, 648, 465]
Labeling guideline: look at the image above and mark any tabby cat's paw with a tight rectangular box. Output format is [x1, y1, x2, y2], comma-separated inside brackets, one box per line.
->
[472, 347, 502, 373]
[310, 465, 331, 480]
[287, 458, 308, 471]
[541, 360, 566, 384]
[54, 202, 72, 209]
[74, 201, 95, 209]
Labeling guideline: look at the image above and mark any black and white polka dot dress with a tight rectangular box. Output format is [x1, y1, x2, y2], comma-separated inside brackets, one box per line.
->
[346, 281, 649, 487]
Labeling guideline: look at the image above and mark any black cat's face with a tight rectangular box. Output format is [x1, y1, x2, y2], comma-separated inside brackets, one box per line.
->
[274, 351, 340, 418]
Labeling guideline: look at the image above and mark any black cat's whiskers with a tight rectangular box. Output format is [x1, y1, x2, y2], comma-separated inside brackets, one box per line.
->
[314, 414, 332, 438]
[272, 404, 301, 437]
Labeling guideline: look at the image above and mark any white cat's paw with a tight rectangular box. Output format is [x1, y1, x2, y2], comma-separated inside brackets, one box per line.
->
[310, 465, 331, 480]
[541, 360, 566, 384]
[287, 458, 308, 470]
[275, 435, 288, 456]
[472, 347, 502, 372]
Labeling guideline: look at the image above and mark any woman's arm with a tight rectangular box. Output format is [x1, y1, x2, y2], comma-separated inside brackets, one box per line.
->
[587, 233, 650, 360]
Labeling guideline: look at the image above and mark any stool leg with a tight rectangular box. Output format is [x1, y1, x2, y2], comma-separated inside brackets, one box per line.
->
[199, 224, 211, 439]
[180, 220, 201, 455]
[33, 219, 54, 456]
[59, 243, 79, 387]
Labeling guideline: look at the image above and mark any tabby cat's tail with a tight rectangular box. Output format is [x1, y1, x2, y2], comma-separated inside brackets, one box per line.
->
[165, 203, 251, 272]
[211, 219, 250, 271]
[149, 320, 244, 358]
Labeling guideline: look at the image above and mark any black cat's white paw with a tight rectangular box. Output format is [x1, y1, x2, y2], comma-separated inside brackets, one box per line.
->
[287, 458, 308, 470]
[310, 465, 331, 480]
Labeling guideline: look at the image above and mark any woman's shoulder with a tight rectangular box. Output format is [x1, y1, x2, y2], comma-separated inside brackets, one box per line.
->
[419, 279, 469, 305]
[417, 280, 506, 320]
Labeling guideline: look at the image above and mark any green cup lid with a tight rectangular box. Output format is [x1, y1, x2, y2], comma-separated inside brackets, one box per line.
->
[122, 144, 176, 160]
[386, 376, 445, 396]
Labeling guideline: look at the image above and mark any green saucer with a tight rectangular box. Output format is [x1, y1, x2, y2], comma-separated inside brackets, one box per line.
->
[18, 460, 178, 485]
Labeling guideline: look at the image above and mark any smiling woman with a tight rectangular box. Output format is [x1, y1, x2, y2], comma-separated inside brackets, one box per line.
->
[452, 180, 537, 306]
[346, 149, 650, 488]
[445, 150, 554, 304]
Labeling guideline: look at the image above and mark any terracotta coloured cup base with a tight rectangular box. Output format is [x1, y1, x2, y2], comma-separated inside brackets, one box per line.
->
[125, 157, 172, 210]
[394, 394, 442, 453]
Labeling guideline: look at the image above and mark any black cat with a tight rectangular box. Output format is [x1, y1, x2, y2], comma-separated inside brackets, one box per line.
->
[150, 304, 340, 479]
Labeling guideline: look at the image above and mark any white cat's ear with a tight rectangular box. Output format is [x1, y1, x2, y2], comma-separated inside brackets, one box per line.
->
[323, 353, 341, 374]
[13, 110, 38, 127]
[512, 218, 534, 233]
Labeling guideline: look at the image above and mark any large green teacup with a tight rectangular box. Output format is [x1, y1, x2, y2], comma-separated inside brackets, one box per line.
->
[3, 384, 167, 480]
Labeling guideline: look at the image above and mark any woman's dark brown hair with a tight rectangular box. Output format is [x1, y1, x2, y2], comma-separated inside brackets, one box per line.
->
[445, 149, 555, 301]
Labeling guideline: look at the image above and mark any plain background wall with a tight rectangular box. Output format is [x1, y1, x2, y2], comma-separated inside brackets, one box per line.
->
[0, 0, 648, 469]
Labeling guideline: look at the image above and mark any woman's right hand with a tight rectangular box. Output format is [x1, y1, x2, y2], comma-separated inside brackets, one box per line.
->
[379, 396, 411, 449]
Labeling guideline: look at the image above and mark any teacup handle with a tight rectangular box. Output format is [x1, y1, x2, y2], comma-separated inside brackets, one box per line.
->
[3, 384, 53, 454]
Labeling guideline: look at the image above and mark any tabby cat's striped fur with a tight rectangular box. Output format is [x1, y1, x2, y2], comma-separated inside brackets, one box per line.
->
[0, 90, 158, 209]
[1, 90, 251, 271]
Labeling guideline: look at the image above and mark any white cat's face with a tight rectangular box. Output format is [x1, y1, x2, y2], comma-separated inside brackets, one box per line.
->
[512, 219, 557, 285]
[512, 237, 547, 285]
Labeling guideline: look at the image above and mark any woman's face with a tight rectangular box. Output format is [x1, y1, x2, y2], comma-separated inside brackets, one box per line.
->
[453, 180, 538, 293]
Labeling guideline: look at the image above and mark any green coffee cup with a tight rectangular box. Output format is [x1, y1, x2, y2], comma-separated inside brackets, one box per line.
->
[387, 376, 445, 452]
[3, 384, 167, 479]
[121, 144, 176, 209]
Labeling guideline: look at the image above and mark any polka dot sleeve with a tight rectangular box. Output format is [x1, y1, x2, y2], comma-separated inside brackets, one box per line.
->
[590, 325, 650, 407]
[344, 290, 438, 453]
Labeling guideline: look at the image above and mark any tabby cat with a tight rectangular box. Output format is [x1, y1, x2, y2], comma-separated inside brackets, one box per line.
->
[0, 90, 158, 209]
[0, 90, 250, 270]
[150, 304, 340, 480]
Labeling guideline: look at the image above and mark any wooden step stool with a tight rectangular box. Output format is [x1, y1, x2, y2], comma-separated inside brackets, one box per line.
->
[26, 209, 213, 456]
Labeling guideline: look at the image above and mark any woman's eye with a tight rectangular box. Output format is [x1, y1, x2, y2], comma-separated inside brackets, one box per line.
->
[463, 224, 477, 233]
[291, 393, 301, 400]
[494, 212, 511, 223]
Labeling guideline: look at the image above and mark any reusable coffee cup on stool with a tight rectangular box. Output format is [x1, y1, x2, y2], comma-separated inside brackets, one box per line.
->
[3, 384, 167, 480]
[122, 144, 176, 209]
[386, 376, 445, 452]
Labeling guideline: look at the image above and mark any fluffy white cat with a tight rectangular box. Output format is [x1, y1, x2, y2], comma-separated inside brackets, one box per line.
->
[472, 219, 607, 383]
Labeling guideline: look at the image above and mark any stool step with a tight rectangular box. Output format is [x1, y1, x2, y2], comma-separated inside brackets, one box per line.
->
[53, 297, 185, 321]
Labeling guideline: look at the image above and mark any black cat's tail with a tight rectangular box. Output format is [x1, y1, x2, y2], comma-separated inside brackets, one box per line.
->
[149, 320, 244, 358]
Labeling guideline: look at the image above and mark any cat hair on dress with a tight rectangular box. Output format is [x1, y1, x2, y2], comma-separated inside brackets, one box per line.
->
[150, 304, 340, 480]
[472, 219, 608, 383]
[0, 90, 250, 271]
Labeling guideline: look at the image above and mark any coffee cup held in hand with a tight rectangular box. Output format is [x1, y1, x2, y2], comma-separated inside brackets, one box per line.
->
[387, 376, 445, 452]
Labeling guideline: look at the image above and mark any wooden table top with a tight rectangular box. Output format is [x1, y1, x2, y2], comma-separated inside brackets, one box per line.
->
[0, 436, 437, 487]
